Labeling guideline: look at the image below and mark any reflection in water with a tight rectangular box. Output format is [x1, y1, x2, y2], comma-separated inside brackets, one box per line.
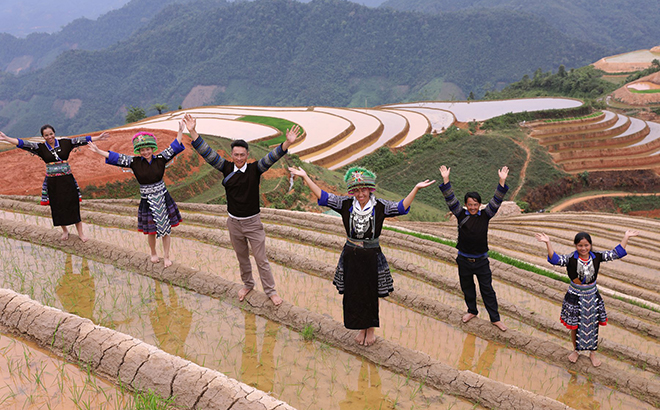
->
[458, 334, 499, 377]
[558, 373, 601, 410]
[56, 254, 95, 320]
[340, 358, 393, 410]
[56, 254, 129, 330]
[149, 281, 193, 359]
[241, 311, 279, 392]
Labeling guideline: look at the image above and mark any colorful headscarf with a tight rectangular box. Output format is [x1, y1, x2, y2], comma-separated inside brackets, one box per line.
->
[132, 132, 158, 154]
[344, 166, 377, 194]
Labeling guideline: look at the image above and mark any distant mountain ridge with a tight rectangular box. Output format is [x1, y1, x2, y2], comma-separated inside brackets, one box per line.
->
[0, 0, 603, 137]
[379, 0, 659, 53]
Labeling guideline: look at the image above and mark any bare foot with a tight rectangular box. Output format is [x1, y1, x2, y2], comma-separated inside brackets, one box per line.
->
[269, 294, 283, 306]
[568, 351, 579, 363]
[60, 231, 69, 241]
[589, 352, 602, 367]
[79, 234, 89, 243]
[238, 287, 253, 302]
[462, 313, 477, 323]
[355, 329, 366, 345]
[150, 255, 159, 263]
[163, 258, 173, 268]
[492, 321, 507, 332]
[364, 328, 376, 346]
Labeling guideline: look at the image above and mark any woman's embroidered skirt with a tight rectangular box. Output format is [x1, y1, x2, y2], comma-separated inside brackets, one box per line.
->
[333, 242, 394, 329]
[560, 281, 607, 351]
[137, 181, 182, 237]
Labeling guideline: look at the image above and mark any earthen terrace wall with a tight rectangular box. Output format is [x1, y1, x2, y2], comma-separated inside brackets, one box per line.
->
[0, 288, 295, 410]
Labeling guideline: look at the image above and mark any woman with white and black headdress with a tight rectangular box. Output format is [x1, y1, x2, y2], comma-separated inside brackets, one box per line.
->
[289, 165, 434, 346]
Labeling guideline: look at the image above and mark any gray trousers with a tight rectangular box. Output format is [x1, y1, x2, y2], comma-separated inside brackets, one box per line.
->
[226, 214, 277, 297]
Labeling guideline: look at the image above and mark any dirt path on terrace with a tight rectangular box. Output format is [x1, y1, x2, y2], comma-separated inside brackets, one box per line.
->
[551, 192, 658, 212]
[507, 137, 530, 200]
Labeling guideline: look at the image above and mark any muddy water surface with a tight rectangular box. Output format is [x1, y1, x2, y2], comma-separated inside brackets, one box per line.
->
[0, 237, 477, 410]
[0, 210, 657, 409]
[0, 331, 131, 409]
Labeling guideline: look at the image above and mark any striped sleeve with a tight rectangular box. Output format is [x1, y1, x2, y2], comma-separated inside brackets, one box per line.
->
[601, 245, 627, 262]
[16, 138, 40, 153]
[483, 184, 509, 218]
[439, 182, 462, 218]
[158, 139, 185, 161]
[378, 198, 409, 217]
[70, 136, 92, 147]
[105, 151, 134, 167]
[257, 144, 287, 174]
[192, 136, 226, 171]
[548, 252, 570, 266]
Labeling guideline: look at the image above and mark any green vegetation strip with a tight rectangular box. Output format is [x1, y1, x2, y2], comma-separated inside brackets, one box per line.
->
[384, 226, 660, 312]
[628, 88, 660, 94]
[237, 115, 303, 146]
[542, 111, 602, 123]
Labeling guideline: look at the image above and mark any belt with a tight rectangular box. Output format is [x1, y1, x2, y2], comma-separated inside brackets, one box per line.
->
[459, 254, 487, 263]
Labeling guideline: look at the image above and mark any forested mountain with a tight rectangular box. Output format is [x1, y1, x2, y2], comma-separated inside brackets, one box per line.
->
[0, 0, 206, 73]
[379, 0, 660, 53]
[0, 0, 603, 137]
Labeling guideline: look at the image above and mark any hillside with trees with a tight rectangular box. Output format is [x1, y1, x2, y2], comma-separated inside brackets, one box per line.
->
[0, 0, 602, 137]
[380, 0, 660, 53]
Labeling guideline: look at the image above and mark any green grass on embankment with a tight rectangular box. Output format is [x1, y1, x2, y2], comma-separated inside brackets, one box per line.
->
[237, 115, 302, 147]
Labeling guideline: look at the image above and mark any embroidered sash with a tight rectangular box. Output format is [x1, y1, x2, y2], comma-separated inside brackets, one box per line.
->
[140, 180, 170, 238]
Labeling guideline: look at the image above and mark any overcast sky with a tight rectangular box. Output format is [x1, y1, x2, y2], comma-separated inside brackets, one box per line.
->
[0, 0, 132, 37]
[0, 0, 387, 37]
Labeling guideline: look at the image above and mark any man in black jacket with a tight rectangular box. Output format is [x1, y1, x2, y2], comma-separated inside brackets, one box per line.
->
[439, 164, 509, 331]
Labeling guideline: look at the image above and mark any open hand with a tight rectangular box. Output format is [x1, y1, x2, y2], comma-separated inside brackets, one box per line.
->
[415, 179, 436, 189]
[183, 113, 196, 132]
[288, 166, 307, 178]
[535, 232, 550, 243]
[286, 125, 302, 145]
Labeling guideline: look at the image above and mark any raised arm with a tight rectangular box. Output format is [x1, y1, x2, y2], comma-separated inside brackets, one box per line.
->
[176, 120, 184, 144]
[534, 232, 555, 259]
[402, 179, 436, 210]
[183, 114, 199, 141]
[282, 125, 301, 151]
[88, 142, 110, 159]
[438, 165, 462, 217]
[620, 229, 638, 249]
[498, 165, 508, 187]
[289, 166, 322, 199]
[91, 132, 110, 142]
[0, 131, 20, 146]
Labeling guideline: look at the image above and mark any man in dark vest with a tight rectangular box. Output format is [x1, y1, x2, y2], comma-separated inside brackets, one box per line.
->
[439, 164, 509, 331]
[184, 114, 301, 306]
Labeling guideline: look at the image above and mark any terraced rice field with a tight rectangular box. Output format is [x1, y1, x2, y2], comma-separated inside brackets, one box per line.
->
[89, 98, 583, 169]
[1, 196, 659, 409]
[528, 110, 660, 172]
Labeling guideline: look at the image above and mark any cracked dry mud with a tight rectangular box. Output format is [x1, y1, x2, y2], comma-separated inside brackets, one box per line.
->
[1, 196, 659, 409]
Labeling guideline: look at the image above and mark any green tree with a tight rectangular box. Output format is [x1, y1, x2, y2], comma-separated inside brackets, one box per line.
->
[151, 103, 169, 115]
[125, 106, 146, 124]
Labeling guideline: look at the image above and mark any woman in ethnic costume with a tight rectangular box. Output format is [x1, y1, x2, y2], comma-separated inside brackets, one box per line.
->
[0, 126, 108, 241]
[289, 165, 434, 346]
[535, 230, 638, 366]
[88, 122, 185, 267]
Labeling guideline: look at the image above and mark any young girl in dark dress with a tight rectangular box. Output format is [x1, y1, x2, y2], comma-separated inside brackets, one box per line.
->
[535, 229, 638, 366]
[289, 165, 434, 346]
[0, 126, 108, 241]
[88, 122, 185, 267]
